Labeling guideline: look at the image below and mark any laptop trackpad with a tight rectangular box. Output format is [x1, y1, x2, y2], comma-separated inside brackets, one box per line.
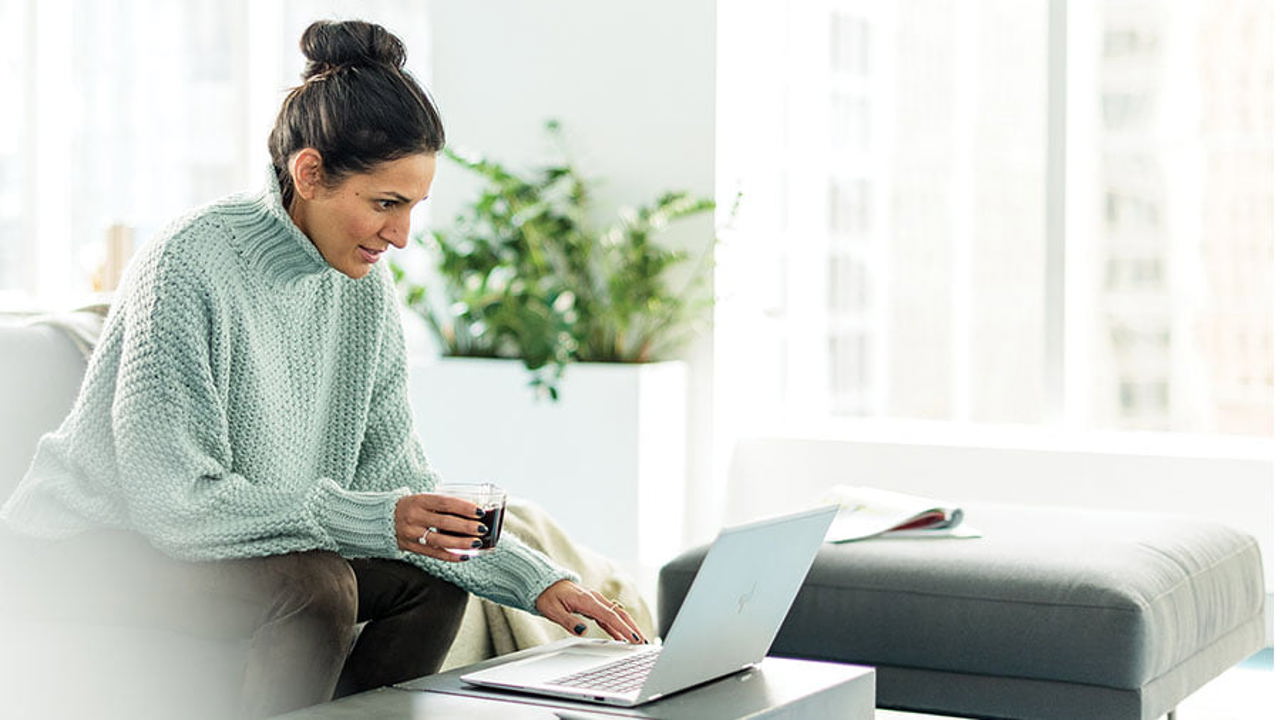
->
[467, 643, 636, 686]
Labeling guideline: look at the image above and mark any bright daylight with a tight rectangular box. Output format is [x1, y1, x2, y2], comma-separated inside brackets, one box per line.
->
[0, 1, 1274, 719]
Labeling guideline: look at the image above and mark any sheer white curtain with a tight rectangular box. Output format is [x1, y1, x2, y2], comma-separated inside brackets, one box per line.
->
[0, 0, 430, 309]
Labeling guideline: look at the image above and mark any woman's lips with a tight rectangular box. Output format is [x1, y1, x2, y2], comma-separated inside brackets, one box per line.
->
[357, 245, 383, 264]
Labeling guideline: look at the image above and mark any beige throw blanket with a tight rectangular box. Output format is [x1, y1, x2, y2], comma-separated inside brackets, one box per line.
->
[441, 498, 655, 670]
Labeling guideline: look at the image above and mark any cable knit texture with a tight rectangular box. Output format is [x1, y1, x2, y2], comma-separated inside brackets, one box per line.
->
[0, 171, 576, 614]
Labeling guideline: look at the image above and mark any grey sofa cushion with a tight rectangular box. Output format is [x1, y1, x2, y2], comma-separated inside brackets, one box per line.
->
[659, 504, 1265, 693]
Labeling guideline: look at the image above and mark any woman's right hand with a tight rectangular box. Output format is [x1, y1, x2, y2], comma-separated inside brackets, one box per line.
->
[394, 493, 487, 562]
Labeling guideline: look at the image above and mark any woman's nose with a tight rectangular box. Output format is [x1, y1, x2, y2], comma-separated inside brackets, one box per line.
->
[380, 217, 409, 249]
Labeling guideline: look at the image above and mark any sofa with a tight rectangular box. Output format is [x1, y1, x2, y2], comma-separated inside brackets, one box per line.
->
[1, 313, 658, 719]
[0, 317, 252, 718]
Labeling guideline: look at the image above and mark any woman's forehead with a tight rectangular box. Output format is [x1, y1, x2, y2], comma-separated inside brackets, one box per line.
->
[349, 153, 436, 197]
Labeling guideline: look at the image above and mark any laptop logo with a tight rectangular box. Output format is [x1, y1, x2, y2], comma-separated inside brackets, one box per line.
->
[736, 582, 757, 614]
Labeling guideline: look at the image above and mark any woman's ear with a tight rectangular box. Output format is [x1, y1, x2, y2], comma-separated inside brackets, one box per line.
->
[290, 149, 326, 201]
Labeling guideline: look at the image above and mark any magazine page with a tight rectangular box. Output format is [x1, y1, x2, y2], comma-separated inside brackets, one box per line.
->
[822, 486, 979, 542]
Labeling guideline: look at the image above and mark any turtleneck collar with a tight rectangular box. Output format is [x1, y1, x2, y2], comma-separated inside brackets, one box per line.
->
[222, 167, 336, 288]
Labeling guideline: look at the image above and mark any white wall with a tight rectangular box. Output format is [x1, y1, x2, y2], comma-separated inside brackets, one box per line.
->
[423, 0, 718, 547]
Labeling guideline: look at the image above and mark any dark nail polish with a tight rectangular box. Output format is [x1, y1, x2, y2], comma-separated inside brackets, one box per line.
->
[477, 524, 488, 534]
[459, 554, 470, 561]
[573, 624, 587, 635]
[475, 508, 485, 518]
[632, 632, 640, 642]
[470, 539, 482, 548]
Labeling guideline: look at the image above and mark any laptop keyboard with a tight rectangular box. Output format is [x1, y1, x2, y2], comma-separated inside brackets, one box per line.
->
[547, 648, 662, 694]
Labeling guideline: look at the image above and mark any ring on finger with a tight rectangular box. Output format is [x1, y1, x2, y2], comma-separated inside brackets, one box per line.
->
[608, 598, 625, 610]
[418, 526, 437, 546]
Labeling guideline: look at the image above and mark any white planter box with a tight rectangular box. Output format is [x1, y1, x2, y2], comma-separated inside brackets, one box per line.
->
[407, 356, 688, 584]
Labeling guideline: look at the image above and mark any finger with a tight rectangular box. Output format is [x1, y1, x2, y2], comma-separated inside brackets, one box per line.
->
[596, 595, 647, 644]
[541, 597, 592, 638]
[425, 522, 487, 554]
[421, 492, 485, 521]
[400, 497, 487, 543]
[423, 526, 487, 553]
[400, 493, 484, 527]
[588, 591, 643, 643]
[614, 606, 647, 644]
[592, 591, 646, 643]
[396, 525, 469, 562]
[415, 509, 486, 539]
[578, 594, 630, 643]
[398, 535, 468, 562]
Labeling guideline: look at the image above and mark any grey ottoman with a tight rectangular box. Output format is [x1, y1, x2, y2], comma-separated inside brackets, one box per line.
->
[658, 504, 1266, 720]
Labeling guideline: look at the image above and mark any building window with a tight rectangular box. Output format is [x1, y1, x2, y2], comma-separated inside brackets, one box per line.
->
[717, 0, 1273, 438]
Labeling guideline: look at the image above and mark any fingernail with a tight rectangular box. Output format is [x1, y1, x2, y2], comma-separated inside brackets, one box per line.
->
[475, 508, 485, 518]
[632, 632, 640, 642]
[477, 524, 488, 534]
[459, 554, 470, 561]
[573, 624, 587, 635]
[470, 539, 482, 548]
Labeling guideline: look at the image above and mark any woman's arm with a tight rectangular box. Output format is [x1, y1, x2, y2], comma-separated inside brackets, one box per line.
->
[110, 241, 407, 560]
[347, 270, 579, 614]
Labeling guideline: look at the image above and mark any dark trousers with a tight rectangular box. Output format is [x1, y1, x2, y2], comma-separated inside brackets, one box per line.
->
[0, 530, 467, 719]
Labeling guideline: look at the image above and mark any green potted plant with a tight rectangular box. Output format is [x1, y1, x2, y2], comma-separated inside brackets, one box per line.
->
[393, 120, 715, 399]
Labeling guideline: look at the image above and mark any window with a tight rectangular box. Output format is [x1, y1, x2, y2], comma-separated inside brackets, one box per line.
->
[717, 0, 1272, 438]
[0, 1, 28, 295]
[0, 0, 430, 310]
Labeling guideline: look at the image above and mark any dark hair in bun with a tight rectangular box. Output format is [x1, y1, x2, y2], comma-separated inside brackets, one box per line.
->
[300, 19, 407, 77]
[269, 20, 444, 207]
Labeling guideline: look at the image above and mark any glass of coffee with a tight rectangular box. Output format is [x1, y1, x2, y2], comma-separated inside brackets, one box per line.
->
[435, 482, 507, 555]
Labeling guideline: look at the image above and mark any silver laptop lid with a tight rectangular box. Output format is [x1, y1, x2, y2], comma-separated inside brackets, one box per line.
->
[636, 505, 838, 701]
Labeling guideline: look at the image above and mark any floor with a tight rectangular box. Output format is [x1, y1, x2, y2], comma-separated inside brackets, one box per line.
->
[875, 650, 1275, 720]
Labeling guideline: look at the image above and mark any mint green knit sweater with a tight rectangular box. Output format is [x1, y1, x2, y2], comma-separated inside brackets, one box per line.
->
[0, 173, 575, 614]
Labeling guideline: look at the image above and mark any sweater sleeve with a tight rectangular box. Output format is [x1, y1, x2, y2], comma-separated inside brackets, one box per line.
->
[110, 241, 406, 561]
[347, 273, 577, 614]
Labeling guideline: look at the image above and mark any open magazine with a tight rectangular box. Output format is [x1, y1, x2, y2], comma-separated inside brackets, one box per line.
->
[822, 486, 982, 543]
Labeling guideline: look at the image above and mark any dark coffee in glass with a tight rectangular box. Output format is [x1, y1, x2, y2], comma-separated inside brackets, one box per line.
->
[436, 483, 507, 555]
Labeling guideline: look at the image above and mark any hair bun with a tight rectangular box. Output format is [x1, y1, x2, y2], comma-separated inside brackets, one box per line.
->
[300, 20, 406, 78]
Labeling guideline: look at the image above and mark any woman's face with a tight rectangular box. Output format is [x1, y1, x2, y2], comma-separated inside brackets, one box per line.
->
[290, 151, 437, 279]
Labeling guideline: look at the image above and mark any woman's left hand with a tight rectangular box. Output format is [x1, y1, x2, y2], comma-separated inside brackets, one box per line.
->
[535, 580, 648, 644]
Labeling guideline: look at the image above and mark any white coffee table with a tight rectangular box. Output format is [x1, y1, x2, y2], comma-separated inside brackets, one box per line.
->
[273, 640, 875, 719]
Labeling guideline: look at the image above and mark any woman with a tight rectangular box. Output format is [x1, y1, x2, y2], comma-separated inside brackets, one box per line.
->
[0, 19, 642, 718]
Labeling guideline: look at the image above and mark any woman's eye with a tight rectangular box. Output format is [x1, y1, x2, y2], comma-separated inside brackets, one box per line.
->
[377, 199, 398, 210]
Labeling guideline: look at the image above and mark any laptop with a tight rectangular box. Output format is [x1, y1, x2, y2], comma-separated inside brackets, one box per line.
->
[460, 505, 838, 707]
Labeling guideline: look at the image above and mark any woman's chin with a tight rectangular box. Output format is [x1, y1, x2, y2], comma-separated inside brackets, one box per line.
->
[337, 263, 374, 280]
